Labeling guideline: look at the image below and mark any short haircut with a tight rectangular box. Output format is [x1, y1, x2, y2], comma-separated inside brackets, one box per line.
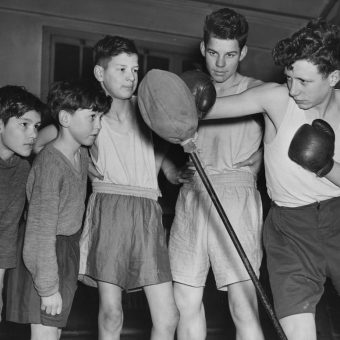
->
[47, 81, 112, 124]
[0, 85, 45, 125]
[203, 8, 249, 49]
[273, 18, 340, 76]
[94, 35, 138, 68]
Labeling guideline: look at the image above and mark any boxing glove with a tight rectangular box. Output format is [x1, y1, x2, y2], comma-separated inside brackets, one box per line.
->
[180, 70, 216, 119]
[288, 119, 335, 177]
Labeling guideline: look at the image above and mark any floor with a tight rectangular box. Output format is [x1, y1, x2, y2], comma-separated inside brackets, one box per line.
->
[1, 269, 340, 340]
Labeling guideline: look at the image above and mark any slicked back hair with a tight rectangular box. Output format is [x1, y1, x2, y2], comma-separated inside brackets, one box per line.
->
[203, 8, 249, 49]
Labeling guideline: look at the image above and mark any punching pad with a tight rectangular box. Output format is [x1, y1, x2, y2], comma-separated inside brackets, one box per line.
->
[138, 69, 198, 144]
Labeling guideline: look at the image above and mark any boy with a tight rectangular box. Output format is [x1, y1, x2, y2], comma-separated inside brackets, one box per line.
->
[169, 8, 264, 340]
[205, 18, 340, 340]
[77, 35, 180, 340]
[0, 85, 43, 320]
[6, 81, 111, 339]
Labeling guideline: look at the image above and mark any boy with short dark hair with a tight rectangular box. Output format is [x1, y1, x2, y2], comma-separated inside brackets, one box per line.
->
[169, 8, 264, 340]
[78, 35, 180, 340]
[6, 81, 111, 340]
[0, 85, 43, 320]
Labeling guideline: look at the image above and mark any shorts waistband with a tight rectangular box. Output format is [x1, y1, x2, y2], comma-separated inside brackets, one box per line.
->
[183, 171, 256, 191]
[272, 195, 340, 211]
[92, 181, 160, 201]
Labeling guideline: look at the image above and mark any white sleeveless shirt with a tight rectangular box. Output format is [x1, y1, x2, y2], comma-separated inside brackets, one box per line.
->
[197, 76, 262, 176]
[91, 100, 159, 200]
[264, 97, 340, 207]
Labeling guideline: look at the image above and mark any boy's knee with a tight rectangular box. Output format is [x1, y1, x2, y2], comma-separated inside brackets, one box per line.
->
[168, 307, 180, 328]
[99, 304, 123, 330]
[31, 324, 59, 340]
[230, 302, 257, 325]
[174, 286, 203, 314]
[154, 308, 179, 335]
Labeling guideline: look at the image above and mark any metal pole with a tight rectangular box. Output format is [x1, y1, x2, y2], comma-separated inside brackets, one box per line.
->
[189, 152, 287, 340]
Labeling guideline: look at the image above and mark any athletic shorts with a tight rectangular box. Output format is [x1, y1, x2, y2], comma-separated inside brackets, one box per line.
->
[6, 226, 80, 328]
[263, 196, 340, 319]
[79, 193, 172, 290]
[169, 172, 263, 290]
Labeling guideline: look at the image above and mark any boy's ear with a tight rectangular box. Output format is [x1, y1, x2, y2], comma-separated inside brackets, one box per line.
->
[239, 45, 248, 62]
[200, 41, 206, 57]
[58, 110, 71, 127]
[94, 65, 104, 82]
[328, 70, 340, 87]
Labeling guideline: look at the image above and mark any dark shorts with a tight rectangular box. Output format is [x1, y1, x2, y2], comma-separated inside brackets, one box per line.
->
[0, 217, 23, 269]
[79, 193, 172, 290]
[263, 196, 340, 319]
[6, 225, 80, 328]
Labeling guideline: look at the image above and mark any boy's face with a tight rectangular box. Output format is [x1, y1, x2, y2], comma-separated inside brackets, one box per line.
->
[67, 109, 103, 147]
[200, 36, 247, 84]
[95, 53, 139, 100]
[0, 110, 41, 159]
[285, 59, 338, 110]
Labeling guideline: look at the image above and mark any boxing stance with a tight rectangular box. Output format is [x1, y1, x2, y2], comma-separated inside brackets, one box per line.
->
[205, 18, 340, 340]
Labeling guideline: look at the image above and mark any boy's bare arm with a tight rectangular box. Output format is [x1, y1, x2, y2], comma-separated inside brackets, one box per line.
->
[326, 162, 340, 187]
[205, 82, 286, 124]
[233, 147, 263, 175]
[33, 124, 58, 154]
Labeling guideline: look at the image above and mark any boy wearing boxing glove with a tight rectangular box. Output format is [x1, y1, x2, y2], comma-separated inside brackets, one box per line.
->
[204, 18, 340, 340]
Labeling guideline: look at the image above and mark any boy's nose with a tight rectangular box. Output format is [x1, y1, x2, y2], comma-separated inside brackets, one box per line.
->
[216, 57, 226, 68]
[289, 81, 300, 97]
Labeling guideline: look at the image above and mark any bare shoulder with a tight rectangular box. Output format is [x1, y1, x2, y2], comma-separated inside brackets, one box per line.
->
[247, 77, 263, 89]
[250, 82, 288, 102]
[258, 83, 290, 126]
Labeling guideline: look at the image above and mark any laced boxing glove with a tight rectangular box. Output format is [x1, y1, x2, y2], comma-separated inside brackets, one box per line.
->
[180, 70, 216, 119]
[288, 119, 335, 177]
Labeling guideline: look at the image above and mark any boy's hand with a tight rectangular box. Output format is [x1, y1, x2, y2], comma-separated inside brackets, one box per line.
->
[233, 147, 263, 174]
[166, 161, 196, 185]
[41, 292, 62, 316]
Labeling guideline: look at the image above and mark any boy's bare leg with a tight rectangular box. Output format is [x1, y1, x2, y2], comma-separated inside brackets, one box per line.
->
[227, 280, 264, 340]
[144, 281, 179, 340]
[280, 313, 316, 340]
[173, 282, 206, 340]
[31, 324, 59, 340]
[98, 282, 123, 340]
[0, 268, 5, 321]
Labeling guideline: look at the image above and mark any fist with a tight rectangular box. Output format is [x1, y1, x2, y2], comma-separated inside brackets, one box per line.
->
[41, 291, 62, 316]
[180, 70, 216, 119]
[288, 119, 335, 177]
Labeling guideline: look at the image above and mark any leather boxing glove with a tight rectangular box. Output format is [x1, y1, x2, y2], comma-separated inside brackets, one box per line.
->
[180, 70, 216, 119]
[288, 119, 335, 177]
